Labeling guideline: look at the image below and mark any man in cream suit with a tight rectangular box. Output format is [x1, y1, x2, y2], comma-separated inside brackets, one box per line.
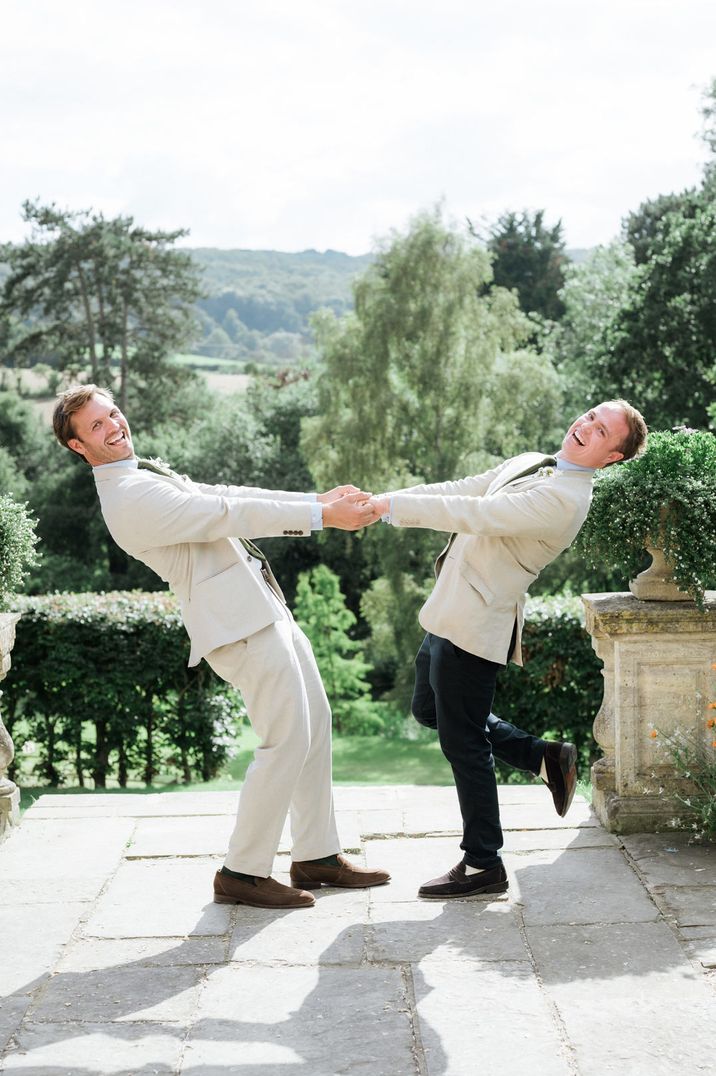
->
[53, 385, 390, 910]
[372, 400, 647, 900]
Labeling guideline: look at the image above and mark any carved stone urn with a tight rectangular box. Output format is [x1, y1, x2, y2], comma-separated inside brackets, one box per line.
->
[628, 506, 691, 602]
[0, 611, 21, 841]
[629, 544, 691, 601]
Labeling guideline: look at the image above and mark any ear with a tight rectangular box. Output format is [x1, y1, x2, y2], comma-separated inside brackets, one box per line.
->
[602, 450, 624, 467]
[67, 437, 87, 459]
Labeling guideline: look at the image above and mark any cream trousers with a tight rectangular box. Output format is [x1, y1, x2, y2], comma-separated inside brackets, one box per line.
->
[205, 609, 340, 877]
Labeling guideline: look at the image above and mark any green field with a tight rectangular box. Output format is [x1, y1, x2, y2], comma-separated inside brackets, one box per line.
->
[18, 726, 591, 813]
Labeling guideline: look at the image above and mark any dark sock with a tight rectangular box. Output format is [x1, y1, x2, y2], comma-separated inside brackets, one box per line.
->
[305, 854, 341, 867]
[220, 866, 257, 885]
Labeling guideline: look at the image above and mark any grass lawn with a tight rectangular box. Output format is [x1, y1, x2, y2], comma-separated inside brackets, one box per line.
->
[19, 728, 454, 812]
[18, 727, 591, 811]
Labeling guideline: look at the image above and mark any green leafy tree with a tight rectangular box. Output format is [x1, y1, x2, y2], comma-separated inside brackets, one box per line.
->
[302, 208, 563, 700]
[546, 240, 637, 416]
[482, 209, 568, 320]
[605, 188, 716, 429]
[294, 565, 386, 734]
[0, 200, 202, 423]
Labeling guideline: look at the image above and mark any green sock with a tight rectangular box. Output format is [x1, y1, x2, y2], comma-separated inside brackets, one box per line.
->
[306, 854, 340, 867]
[221, 866, 257, 885]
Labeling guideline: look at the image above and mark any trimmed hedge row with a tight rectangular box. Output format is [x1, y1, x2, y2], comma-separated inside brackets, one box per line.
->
[493, 595, 603, 778]
[3, 591, 605, 789]
[3, 592, 244, 788]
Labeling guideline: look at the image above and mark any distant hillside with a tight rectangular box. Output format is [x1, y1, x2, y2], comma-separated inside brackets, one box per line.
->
[189, 248, 373, 366]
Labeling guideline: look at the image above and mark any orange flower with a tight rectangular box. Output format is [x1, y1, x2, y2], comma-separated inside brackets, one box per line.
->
[709, 702, 716, 710]
[712, 740, 716, 749]
[649, 729, 658, 739]
[708, 718, 716, 729]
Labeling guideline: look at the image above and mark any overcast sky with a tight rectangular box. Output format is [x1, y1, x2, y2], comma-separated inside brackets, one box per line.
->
[2, 0, 714, 255]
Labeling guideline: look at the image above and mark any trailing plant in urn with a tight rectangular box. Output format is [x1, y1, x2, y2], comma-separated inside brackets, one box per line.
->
[0, 493, 39, 610]
[575, 429, 716, 609]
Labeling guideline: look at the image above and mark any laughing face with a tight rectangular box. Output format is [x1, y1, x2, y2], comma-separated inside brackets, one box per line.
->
[67, 393, 135, 466]
[558, 402, 629, 469]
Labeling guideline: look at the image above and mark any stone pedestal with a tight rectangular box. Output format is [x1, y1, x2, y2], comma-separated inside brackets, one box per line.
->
[583, 592, 716, 834]
[0, 611, 21, 842]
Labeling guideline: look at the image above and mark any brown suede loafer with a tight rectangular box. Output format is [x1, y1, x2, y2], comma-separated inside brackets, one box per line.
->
[213, 871, 315, 908]
[543, 740, 578, 818]
[418, 861, 508, 900]
[290, 854, 391, 890]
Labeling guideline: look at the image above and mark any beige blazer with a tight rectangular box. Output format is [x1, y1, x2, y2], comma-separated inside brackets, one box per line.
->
[93, 466, 313, 666]
[389, 452, 594, 665]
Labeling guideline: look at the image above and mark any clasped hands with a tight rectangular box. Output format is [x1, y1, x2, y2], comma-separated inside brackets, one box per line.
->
[317, 485, 390, 531]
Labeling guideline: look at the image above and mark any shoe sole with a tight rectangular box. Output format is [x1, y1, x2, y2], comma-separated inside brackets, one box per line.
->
[290, 877, 391, 890]
[418, 882, 509, 901]
[213, 894, 315, 909]
[558, 743, 578, 818]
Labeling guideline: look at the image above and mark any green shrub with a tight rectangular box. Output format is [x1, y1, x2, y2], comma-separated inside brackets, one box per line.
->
[0, 494, 39, 610]
[492, 595, 603, 780]
[3, 592, 244, 788]
[576, 429, 716, 608]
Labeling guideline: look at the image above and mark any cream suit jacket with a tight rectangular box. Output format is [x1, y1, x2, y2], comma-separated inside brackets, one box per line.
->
[93, 465, 313, 666]
[389, 452, 594, 666]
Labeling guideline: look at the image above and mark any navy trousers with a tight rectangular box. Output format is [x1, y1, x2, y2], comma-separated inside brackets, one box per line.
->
[412, 632, 546, 869]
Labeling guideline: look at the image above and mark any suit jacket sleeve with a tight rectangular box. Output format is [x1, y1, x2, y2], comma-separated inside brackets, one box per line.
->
[386, 460, 509, 501]
[102, 476, 313, 553]
[190, 480, 311, 502]
[390, 482, 583, 539]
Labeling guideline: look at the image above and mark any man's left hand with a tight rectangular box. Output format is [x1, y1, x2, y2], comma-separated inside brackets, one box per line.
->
[317, 485, 361, 504]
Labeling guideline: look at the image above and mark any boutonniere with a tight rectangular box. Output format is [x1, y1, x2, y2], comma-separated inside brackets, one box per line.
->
[537, 466, 555, 478]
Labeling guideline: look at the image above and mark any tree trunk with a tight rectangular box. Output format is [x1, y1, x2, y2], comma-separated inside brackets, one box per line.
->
[93, 719, 108, 787]
[76, 262, 100, 381]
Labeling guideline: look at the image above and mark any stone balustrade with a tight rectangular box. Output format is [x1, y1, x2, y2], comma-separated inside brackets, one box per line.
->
[583, 592, 716, 833]
[0, 611, 21, 842]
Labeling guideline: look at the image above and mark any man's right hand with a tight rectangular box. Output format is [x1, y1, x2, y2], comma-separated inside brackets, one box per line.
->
[322, 491, 381, 531]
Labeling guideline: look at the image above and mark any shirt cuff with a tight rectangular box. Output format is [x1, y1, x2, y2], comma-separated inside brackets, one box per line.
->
[310, 501, 324, 531]
[380, 496, 394, 525]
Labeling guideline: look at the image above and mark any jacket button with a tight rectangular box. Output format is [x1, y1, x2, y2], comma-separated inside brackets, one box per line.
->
[247, 555, 252, 562]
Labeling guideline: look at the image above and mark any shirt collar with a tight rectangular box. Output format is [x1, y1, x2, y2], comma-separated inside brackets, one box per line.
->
[92, 458, 139, 472]
[556, 457, 595, 474]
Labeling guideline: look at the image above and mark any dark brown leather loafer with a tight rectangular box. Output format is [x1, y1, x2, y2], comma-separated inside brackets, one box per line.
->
[290, 854, 391, 890]
[543, 740, 578, 817]
[213, 871, 315, 908]
[418, 861, 508, 900]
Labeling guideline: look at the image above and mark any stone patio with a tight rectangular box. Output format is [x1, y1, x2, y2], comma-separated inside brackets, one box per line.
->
[1, 785, 715, 1075]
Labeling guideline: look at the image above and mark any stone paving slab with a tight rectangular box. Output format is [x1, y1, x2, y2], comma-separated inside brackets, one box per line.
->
[368, 900, 525, 963]
[621, 832, 716, 885]
[2, 1023, 185, 1075]
[1, 817, 134, 904]
[83, 856, 231, 938]
[182, 965, 416, 1075]
[56, 936, 229, 971]
[2, 903, 88, 995]
[528, 922, 716, 1075]
[653, 885, 716, 927]
[415, 960, 572, 1076]
[508, 847, 660, 925]
[28, 964, 204, 1024]
[2, 786, 715, 1076]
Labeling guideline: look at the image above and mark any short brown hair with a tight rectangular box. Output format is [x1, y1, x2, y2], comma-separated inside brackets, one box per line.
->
[604, 399, 648, 461]
[53, 384, 114, 450]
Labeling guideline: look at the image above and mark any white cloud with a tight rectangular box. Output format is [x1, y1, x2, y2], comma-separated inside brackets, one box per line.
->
[0, 0, 713, 252]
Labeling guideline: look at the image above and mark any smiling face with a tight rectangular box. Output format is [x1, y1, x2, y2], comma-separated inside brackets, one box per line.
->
[67, 393, 135, 466]
[558, 402, 630, 469]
